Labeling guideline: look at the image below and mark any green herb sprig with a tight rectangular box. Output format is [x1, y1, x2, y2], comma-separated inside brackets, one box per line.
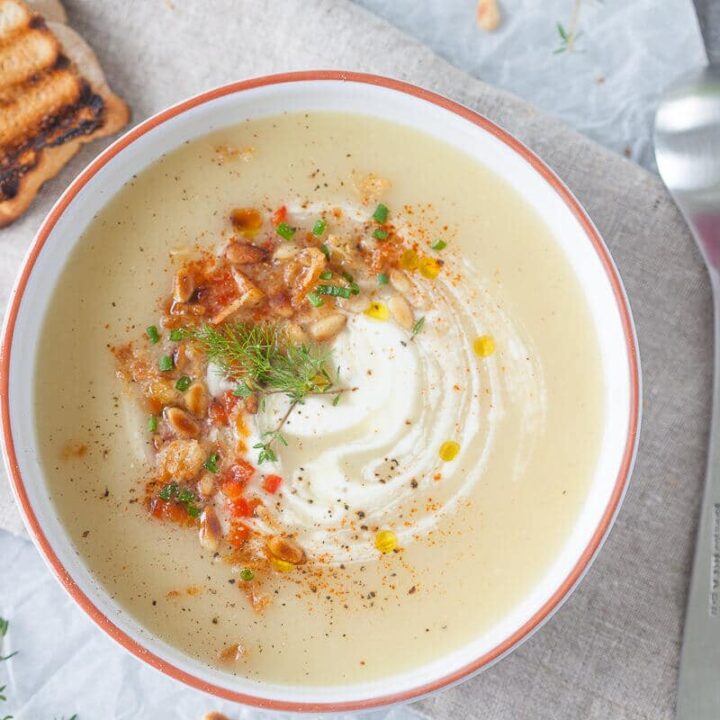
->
[0, 617, 15, 664]
[554, 0, 584, 54]
[180, 322, 345, 463]
[0, 618, 11, 719]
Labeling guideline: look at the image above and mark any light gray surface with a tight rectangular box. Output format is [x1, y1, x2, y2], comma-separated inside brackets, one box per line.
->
[352, 0, 707, 169]
[0, 0, 712, 718]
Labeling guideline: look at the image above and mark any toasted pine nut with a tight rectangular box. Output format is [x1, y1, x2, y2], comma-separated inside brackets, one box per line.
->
[217, 644, 246, 664]
[173, 267, 195, 303]
[273, 244, 299, 261]
[226, 241, 267, 265]
[232, 268, 265, 307]
[170, 301, 206, 317]
[353, 171, 391, 206]
[284, 322, 308, 345]
[157, 439, 205, 479]
[388, 294, 414, 330]
[267, 536, 306, 565]
[199, 506, 223, 552]
[164, 406, 200, 438]
[244, 394, 259, 415]
[197, 472, 215, 498]
[147, 379, 177, 406]
[336, 293, 368, 313]
[308, 313, 347, 341]
[184, 382, 208, 418]
[210, 298, 243, 325]
[389, 269, 412, 295]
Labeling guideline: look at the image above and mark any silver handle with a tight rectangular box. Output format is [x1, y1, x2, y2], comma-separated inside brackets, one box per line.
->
[694, 0, 720, 67]
[676, 269, 720, 719]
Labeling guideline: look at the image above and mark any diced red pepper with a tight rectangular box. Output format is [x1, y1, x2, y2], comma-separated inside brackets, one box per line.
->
[227, 496, 263, 518]
[221, 480, 245, 502]
[271, 205, 287, 227]
[148, 497, 196, 526]
[227, 522, 250, 548]
[263, 474, 283, 494]
[247, 497, 263, 515]
[208, 401, 228, 426]
[229, 497, 252, 517]
[224, 459, 256, 485]
[221, 389, 240, 416]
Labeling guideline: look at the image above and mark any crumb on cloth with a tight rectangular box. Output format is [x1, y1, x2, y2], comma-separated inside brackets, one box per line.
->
[477, 0, 501, 31]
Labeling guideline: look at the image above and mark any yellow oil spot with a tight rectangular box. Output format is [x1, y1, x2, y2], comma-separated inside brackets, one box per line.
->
[375, 530, 398, 554]
[271, 557, 295, 573]
[364, 302, 389, 321]
[418, 256, 441, 279]
[235, 413, 250, 437]
[399, 249, 419, 271]
[439, 440, 460, 462]
[312, 373, 331, 388]
[473, 335, 496, 357]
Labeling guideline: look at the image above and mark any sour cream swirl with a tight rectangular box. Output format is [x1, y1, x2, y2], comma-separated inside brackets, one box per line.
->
[243, 249, 544, 562]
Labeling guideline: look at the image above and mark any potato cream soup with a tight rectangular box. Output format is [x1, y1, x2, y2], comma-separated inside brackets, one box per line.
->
[36, 113, 603, 685]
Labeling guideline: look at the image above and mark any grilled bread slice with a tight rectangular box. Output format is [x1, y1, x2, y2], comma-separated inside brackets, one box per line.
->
[0, 0, 129, 227]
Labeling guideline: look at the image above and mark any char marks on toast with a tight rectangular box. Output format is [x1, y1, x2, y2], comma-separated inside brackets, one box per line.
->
[0, 0, 128, 226]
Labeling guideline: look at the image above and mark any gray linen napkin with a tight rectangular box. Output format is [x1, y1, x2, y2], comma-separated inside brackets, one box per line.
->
[0, 1, 708, 718]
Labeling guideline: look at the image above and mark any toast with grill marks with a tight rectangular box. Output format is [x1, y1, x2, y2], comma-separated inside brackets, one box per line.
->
[0, 0, 129, 227]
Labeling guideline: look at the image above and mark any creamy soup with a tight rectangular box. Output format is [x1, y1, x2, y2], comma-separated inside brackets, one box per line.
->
[36, 113, 603, 685]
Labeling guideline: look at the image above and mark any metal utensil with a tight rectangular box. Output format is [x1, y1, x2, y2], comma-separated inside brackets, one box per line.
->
[655, 7, 720, 715]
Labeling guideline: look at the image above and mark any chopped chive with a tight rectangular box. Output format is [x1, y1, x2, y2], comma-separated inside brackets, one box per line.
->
[169, 328, 184, 342]
[159, 355, 174, 372]
[204, 452, 220, 473]
[177, 488, 195, 504]
[240, 568, 255, 582]
[158, 482, 178, 501]
[165, 485, 200, 516]
[307, 291, 324, 307]
[332, 393, 341, 406]
[276, 222, 296, 241]
[372, 203, 389, 224]
[342, 271, 354, 283]
[312, 219, 327, 236]
[377, 273, 389, 285]
[146, 325, 160, 344]
[319, 243, 331, 259]
[175, 376, 191, 392]
[349, 281, 360, 296]
[412, 316, 426, 337]
[147, 415, 158, 433]
[317, 284, 352, 299]
[373, 228, 389, 241]
[319, 270, 333, 280]
[431, 239, 447, 251]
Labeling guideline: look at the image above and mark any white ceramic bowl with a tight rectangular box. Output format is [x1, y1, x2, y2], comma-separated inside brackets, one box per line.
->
[0, 72, 640, 712]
